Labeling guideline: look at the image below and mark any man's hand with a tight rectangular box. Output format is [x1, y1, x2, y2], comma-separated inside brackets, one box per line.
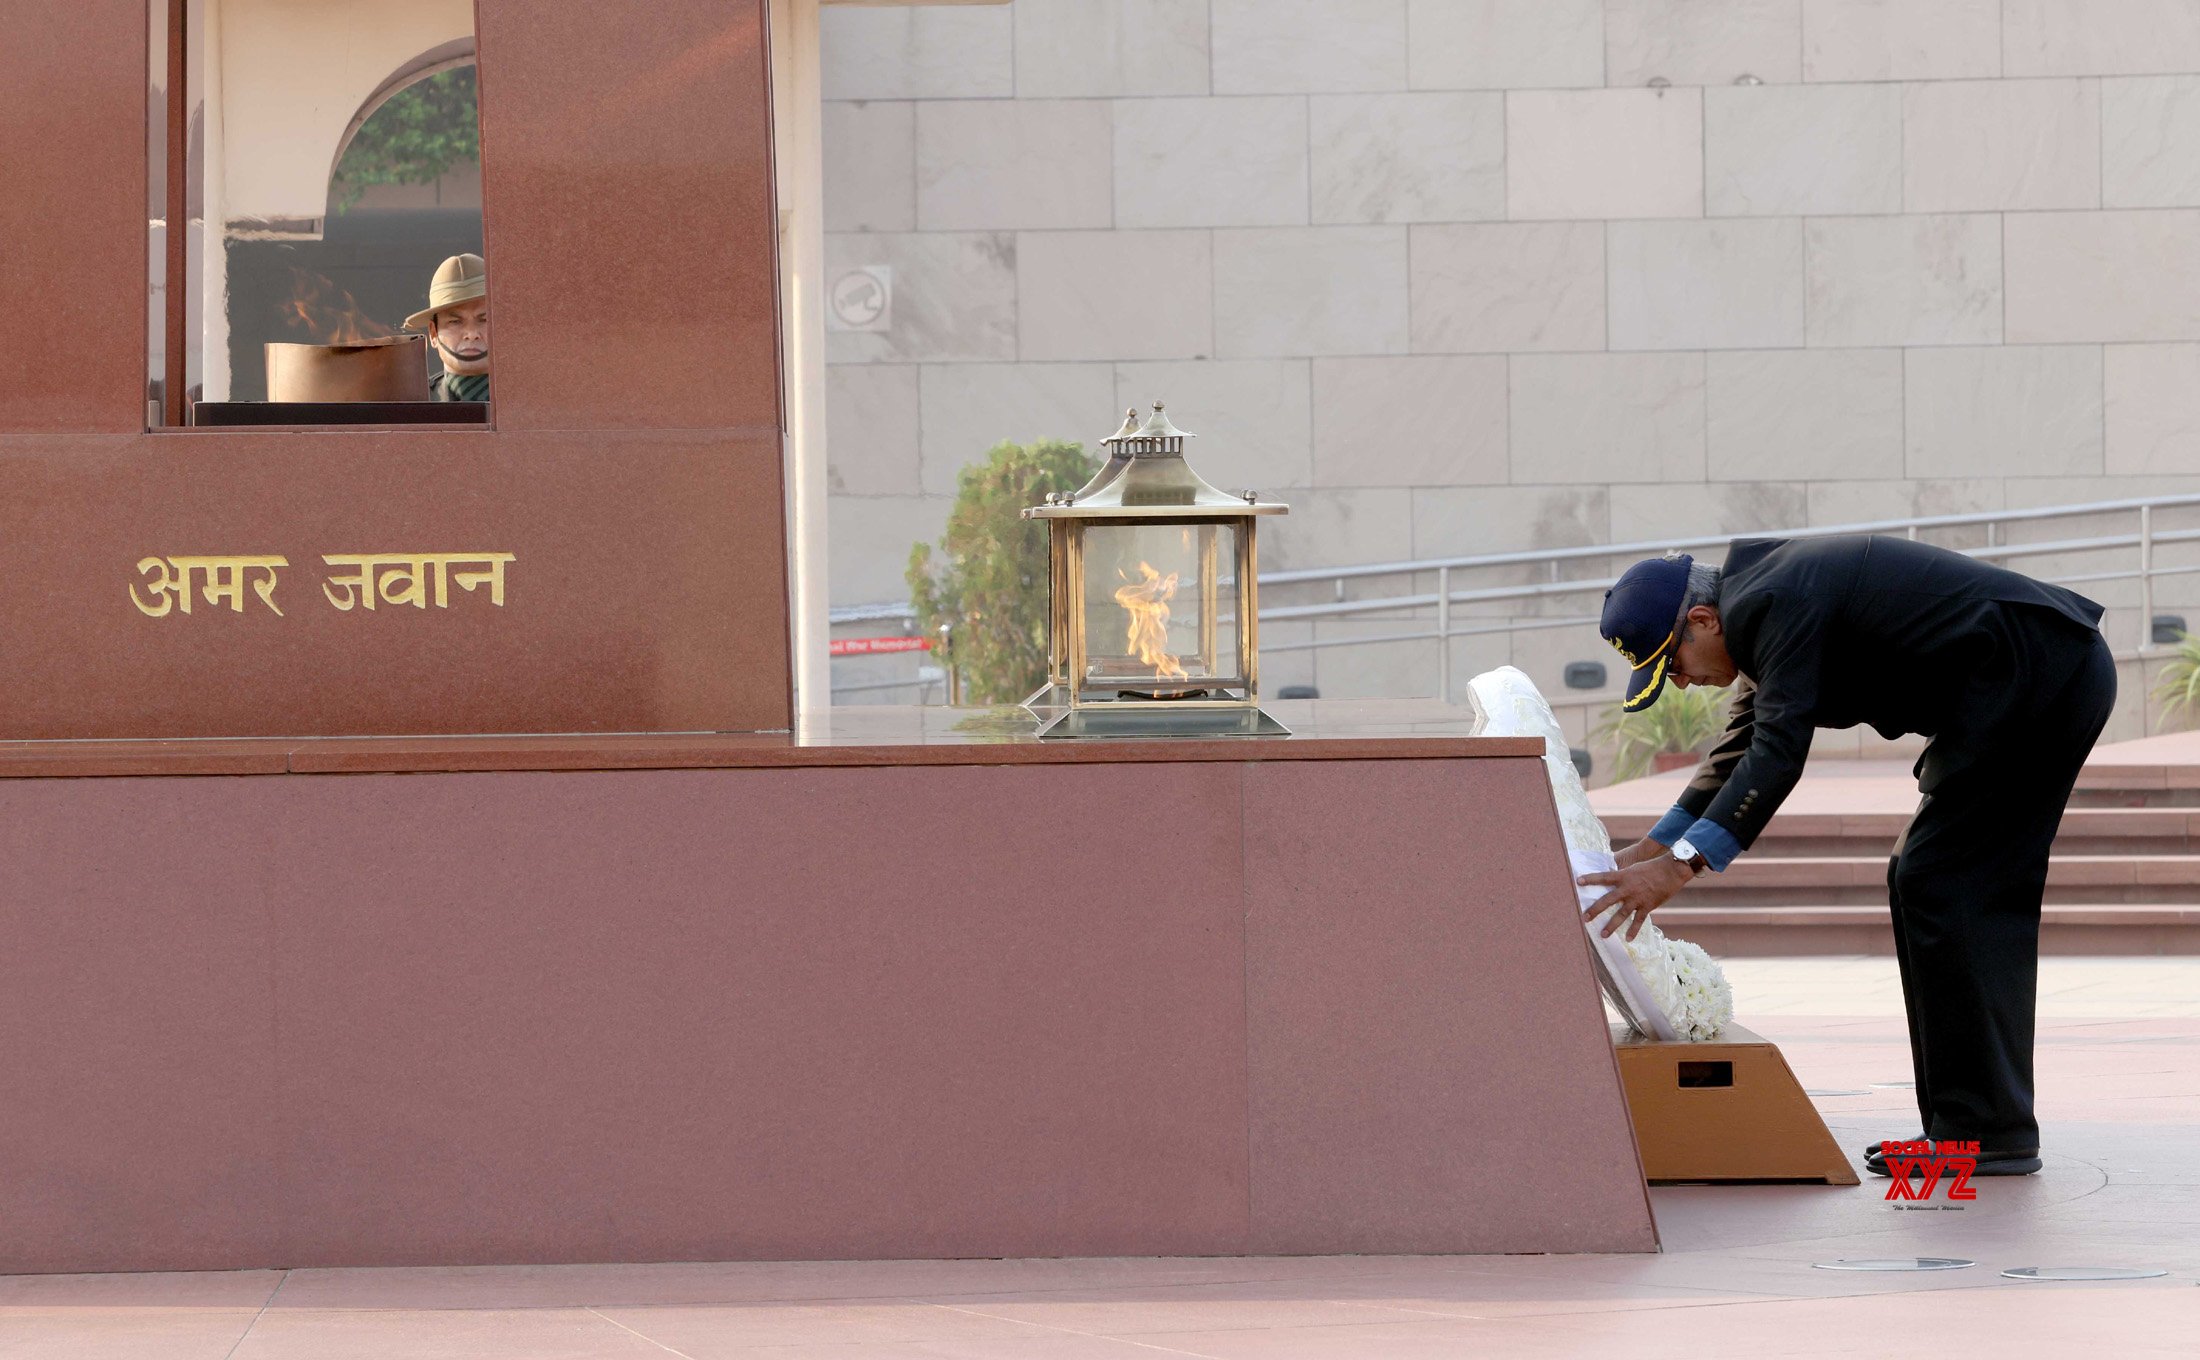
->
[1611, 836, 1669, 869]
[1576, 854, 1695, 941]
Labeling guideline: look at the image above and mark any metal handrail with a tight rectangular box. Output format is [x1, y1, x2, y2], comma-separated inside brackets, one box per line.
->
[1255, 493, 2200, 585]
[832, 494, 2200, 702]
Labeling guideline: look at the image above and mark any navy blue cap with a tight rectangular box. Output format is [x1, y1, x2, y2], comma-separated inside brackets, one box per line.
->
[1600, 553, 1693, 713]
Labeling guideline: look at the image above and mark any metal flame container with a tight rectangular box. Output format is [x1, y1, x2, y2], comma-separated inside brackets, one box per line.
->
[1020, 402, 1289, 739]
[265, 336, 430, 403]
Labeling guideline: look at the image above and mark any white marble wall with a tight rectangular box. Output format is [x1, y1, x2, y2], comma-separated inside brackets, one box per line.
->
[822, 0, 2200, 712]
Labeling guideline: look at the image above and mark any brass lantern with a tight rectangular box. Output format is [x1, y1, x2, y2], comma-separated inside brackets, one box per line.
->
[1022, 402, 1289, 739]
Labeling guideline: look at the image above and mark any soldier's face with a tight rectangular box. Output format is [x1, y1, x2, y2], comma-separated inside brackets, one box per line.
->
[1669, 605, 1737, 689]
[430, 300, 490, 374]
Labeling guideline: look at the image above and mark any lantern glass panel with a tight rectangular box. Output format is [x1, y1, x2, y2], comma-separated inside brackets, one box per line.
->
[1080, 521, 1243, 691]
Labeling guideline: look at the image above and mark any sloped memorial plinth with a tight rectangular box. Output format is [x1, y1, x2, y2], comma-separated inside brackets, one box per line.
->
[0, 700, 1662, 1270]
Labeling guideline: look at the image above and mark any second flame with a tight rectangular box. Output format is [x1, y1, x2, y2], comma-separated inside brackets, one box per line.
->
[281, 266, 396, 346]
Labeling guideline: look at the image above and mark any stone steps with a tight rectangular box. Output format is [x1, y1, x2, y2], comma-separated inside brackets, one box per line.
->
[1593, 740, 2200, 954]
[1606, 805, 2200, 858]
[1655, 904, 2200, 957]
[1687, 854, 2200, 906]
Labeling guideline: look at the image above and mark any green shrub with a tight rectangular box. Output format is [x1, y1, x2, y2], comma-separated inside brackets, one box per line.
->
[907, 438, 1094, 706]
[1594, 683, 1731, 783]
[2152, 629, 2200, 730]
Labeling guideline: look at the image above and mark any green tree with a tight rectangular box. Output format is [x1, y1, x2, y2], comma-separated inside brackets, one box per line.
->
[331, 66, 480, 213]
[907, 439, 1094, 706]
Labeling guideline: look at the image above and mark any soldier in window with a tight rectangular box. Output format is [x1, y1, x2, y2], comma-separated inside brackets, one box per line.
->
[404, 254, 490, 402]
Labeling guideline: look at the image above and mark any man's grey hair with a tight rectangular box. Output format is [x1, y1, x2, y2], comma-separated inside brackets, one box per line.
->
[1676, 561, 1723, 640]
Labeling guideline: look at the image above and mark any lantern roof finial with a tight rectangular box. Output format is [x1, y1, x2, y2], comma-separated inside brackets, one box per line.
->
[1104, 400, 1193, 449]
[1129, 401, 1191, 443]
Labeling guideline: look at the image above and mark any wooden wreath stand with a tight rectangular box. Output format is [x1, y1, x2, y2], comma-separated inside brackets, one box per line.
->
[1613, 1023, 1860, 1185]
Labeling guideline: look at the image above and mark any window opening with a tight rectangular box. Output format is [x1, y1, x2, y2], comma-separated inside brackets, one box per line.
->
[148, 1, 486, 429]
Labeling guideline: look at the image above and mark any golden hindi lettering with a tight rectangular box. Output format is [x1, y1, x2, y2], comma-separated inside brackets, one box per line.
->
[129, 557, 183, 615]
[447, 554, 512, 606]
[130, 555, 289, 617]
[319, 553, 515, 610]
[318, 557, 378, 611]
[137, 552, 510, 616]
[377, 557, 432, 609]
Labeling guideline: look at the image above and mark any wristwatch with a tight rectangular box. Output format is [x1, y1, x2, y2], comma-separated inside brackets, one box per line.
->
[1668, 838, 1710, 877]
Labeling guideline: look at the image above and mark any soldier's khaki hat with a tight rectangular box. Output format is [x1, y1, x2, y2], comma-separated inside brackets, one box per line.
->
[403, 253, 487, 332]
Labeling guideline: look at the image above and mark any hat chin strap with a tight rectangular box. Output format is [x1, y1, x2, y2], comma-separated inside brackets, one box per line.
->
[431, 330, 486, 360]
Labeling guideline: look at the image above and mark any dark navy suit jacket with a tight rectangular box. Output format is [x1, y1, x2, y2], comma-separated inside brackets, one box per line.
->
[1671, 534, 2104, 853]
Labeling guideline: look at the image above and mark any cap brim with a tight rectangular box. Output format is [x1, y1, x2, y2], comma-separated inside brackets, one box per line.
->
[1621, 649, 1672, 713]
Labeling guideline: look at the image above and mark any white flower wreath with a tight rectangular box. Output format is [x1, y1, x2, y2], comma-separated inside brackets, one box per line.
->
[1467, 666, 1733, 1041]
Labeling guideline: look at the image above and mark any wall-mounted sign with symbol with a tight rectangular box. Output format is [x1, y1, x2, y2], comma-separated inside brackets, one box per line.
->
[827, 265, 892, 333]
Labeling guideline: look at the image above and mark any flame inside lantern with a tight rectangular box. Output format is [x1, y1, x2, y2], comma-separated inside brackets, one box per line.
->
[1114, 561, 1188, 681]
[280, 266, 396, 345]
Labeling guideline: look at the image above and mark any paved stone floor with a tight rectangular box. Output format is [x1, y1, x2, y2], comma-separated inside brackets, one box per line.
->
[4, 958, 2195, 1358]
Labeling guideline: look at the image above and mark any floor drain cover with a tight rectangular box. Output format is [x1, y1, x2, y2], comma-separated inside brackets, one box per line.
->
[1806, 1089, 1870, 1096]
[1814, 1257, 1975, 1272]
[2002, 1266, 2168, 1281]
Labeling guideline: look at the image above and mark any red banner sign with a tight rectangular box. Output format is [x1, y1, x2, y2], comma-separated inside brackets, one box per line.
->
[830, 636, 932, 657]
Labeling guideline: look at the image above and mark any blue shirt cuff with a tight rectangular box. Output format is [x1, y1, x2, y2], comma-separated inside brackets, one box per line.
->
[1648, 805, 1696, 846]
[1679, 818, 1742, 872]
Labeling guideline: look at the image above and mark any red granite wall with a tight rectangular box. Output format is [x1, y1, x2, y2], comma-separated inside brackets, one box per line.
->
[0, 754, 1657, 1269]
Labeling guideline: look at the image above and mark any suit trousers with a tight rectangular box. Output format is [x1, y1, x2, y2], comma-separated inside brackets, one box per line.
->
[1885, 631, 2117, 1153]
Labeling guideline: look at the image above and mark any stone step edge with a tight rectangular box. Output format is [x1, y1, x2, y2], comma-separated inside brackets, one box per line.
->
[1698, 845, 2200, 867]
[1591, 761, 2200, 809]
[1602, 808, 2200, 835]
[2077, 765, 2200, 790]
[1658, 904, 2200, 927]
